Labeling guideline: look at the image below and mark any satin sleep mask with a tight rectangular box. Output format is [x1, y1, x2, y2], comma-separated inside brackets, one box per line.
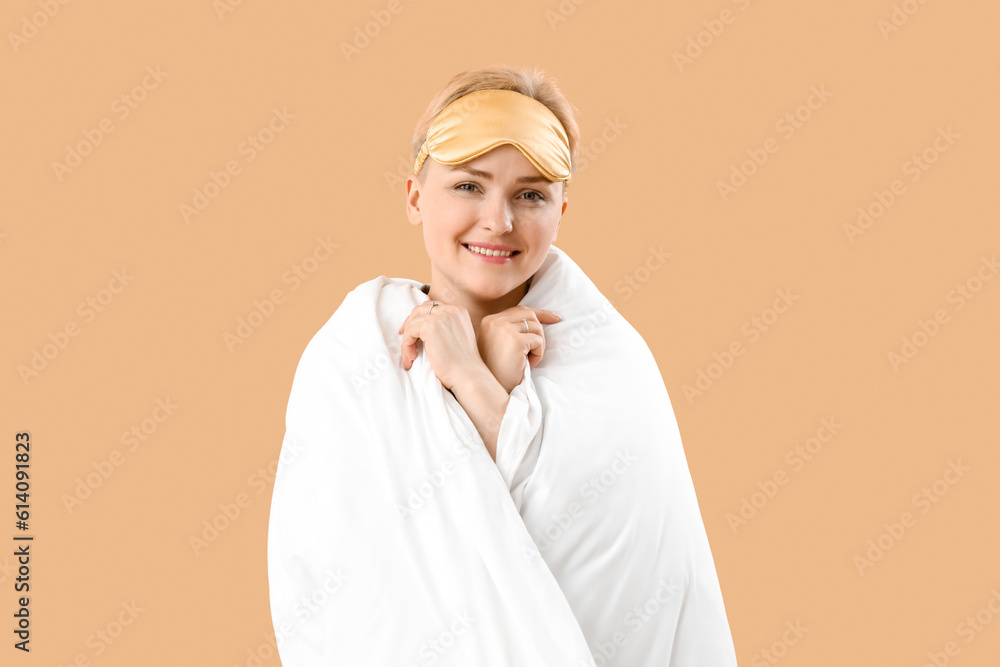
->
[413, 89, 572, 182]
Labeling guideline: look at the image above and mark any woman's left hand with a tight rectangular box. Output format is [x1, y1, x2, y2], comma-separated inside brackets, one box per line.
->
[478, 306, 561, 394]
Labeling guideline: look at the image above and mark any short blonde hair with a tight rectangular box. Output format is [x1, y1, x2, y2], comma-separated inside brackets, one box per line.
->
[412, 65, 581, 187]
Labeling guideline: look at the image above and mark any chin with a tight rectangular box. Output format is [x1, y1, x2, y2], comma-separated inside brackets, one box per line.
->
[464, 277, 522, 301]
[467, 283, 513, 301]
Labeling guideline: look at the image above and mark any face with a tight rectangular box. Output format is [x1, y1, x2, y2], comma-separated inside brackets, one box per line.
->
[405, 144, 568, 307]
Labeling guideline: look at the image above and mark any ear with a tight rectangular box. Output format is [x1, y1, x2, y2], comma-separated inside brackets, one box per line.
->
[405, 174, 422, 226]
[553, 193, 567, 242]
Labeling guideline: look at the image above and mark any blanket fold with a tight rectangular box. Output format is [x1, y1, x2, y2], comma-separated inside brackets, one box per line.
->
[267, 245, 737, 666]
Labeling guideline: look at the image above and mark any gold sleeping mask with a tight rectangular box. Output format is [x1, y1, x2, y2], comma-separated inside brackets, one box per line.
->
[414, 89, 572, 182]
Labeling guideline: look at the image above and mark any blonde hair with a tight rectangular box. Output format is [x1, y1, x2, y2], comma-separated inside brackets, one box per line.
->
[412, 65, 581, 188]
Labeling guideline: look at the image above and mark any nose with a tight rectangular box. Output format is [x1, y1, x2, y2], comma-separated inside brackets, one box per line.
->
[481, 194, 513, 234]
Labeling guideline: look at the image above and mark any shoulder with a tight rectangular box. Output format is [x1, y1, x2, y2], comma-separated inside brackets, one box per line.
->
[291, 275, 424, 378]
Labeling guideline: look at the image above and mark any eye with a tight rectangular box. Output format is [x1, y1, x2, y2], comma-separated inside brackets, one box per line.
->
[455, 182, 479, 193]
[520, 191, 547, 203]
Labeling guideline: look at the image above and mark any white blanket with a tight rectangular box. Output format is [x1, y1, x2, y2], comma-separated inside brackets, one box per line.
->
[267, 245, 737, 666]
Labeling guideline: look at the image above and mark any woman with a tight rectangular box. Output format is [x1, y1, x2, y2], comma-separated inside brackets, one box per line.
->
[267, 65, 737, 666]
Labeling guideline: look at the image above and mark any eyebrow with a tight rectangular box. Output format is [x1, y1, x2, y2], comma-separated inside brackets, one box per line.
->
[450, 165, 553, 185]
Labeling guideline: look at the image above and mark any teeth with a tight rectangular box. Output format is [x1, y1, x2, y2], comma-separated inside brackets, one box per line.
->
[466, 244, 513, 257]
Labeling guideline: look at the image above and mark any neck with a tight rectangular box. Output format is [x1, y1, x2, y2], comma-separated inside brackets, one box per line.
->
[426, 277, 531, 339]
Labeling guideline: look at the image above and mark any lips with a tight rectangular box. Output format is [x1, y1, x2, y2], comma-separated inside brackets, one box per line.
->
[462, 243, 520, 257]
[461, 244, 520, 265]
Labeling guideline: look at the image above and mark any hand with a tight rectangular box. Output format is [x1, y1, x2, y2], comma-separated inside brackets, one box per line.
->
[478, 306, 561, 394]
[398, 301, 487, 392]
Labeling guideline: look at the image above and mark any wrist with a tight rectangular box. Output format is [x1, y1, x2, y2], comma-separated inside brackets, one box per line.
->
[451, 361, 504, 397]
[448, 362, 510, 462]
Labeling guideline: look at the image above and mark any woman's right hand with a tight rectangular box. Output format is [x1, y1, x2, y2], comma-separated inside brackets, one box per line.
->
[398, 301, 489, 393]
[478, 306, 561, 394]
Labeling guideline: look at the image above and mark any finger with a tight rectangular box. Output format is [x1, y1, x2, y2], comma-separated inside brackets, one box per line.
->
[398, 304, 425, 334]
[399, 300, 434, 335]
[398, 310, 414, 335]
[529, 308, 562, 324]
[399, 324, 422, 371]
[524, 332, 546, 368]
[397, 316, 411, 363]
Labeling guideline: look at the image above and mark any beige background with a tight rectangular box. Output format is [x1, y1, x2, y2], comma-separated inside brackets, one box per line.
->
[2, 0, 998, 665]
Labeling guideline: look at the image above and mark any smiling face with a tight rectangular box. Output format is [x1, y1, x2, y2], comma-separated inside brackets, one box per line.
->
[405, 144, 568, 309]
